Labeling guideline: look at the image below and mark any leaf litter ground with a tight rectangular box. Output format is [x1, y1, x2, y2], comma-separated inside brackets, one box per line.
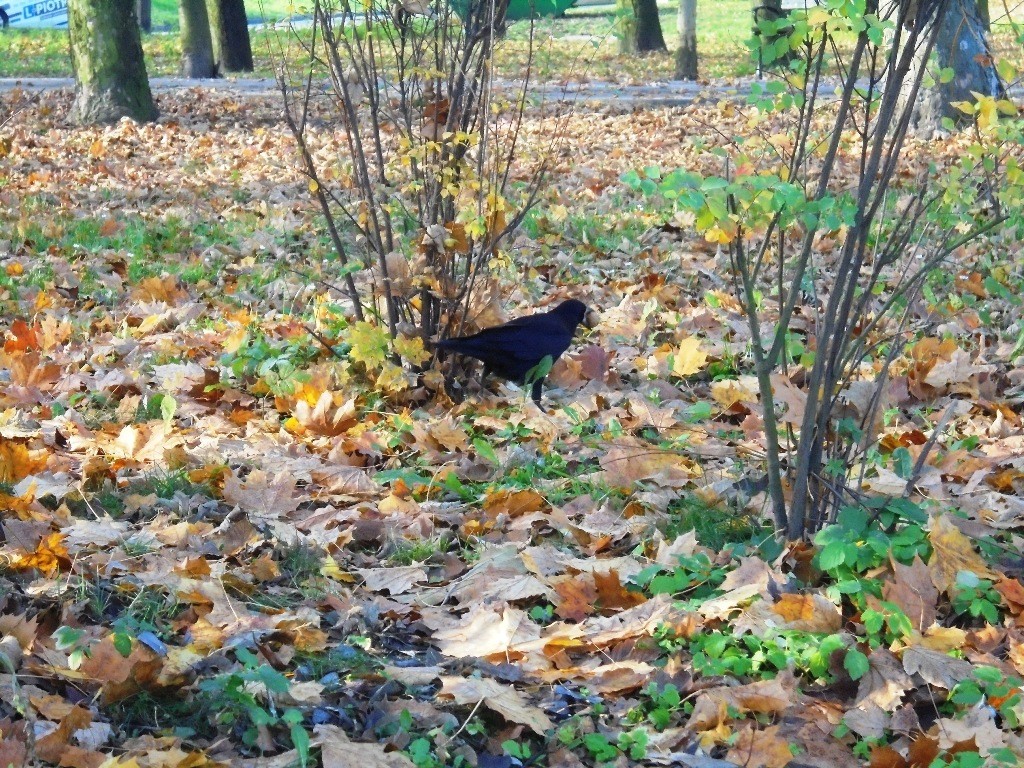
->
[3, 85, 1024, 767]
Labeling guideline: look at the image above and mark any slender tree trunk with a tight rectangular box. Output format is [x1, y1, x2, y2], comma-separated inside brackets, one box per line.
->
[207, 0, 254, 72]
[675, 0, 696, 79]
[68, 0, 157, 124]
[631, 0, 666, 52]
[753, 0, 795, 73]
[906, 0, 1001, 135]
[136, 0, 151, 31]
[179, 0, 217, 78]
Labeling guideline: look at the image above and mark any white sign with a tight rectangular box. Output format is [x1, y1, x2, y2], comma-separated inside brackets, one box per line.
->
[1, 0, 69, 28]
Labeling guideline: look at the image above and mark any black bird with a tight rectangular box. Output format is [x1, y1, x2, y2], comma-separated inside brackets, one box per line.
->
[436, 299, 591, 403]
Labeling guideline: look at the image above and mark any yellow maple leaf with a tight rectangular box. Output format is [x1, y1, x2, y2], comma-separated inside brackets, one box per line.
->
[704, 225, 735, 245]
[11, 532, 68, 575]
[394, 334, 431, 366]
[374, 361, 411, 393]
[672, 336, 709, 377]
[0, 440, 46, 484]
[348, 322, 390, 369]
[928, 513, 997, 594]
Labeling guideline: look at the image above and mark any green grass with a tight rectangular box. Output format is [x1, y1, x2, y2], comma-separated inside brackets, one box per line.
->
[0, 0, 751, 80]
[1, 2, 1021, 84]
[151, 0, 295, 28]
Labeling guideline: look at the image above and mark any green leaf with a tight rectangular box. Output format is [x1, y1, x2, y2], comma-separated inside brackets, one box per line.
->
[686, 401, 713, 421]
[844, 649, 869, 680]
[975, 666, 1004, 684]
[473, 437, 499, 465]
[524, 355, 554, 386]
[290, 721, 311, 767]
[818, 541, 846, 570]
[112, 632, 133, 657]
[53, 626, 85, 652]
[160, 393, 177, 424]
[621, 170, 642, 189]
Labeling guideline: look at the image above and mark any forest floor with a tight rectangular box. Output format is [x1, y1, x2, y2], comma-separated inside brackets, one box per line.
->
[3, 56, 1024, 768]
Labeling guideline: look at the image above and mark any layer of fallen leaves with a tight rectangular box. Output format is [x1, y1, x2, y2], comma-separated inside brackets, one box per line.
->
[2, 85, 1024, 767]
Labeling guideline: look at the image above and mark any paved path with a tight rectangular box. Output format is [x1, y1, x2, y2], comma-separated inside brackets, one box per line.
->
[0, 75, 747, 108]
[4, 75, 1021, 109]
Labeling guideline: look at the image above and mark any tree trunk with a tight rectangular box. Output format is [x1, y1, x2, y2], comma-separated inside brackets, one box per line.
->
[977, 0, 989, 29]
[630, 0, 666, 52]
[68, 0, 157, 124]
[674, 0, 696, 79]
[179, 0, 217, 78]
[752, 0, 796, 74]
[207, 0, 254, 72]
[136, 0, 151, 32]
[907, 0, 1001, 136]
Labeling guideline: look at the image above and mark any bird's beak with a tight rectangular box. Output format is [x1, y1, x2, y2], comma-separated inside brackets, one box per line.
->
[583, 308, 600, 330]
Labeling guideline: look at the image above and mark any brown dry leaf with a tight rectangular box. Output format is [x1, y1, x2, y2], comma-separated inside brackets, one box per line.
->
[901, 645, 972, 689]
[599, 437, 699, 487]
[906, 735, 941, 768]
[223, 469, 302, 522]
[316, 723, 416, 768]
[883, 555, 938, 632]
[132, 275, 187, 303]
[483, 488, 548, 518]
[248, 555, 281, 582]
[769, 592, 842, 633]
[592, 569, 647, 611]
[932, 708, 1006, 755]
[691, 670, 797, 726]
[927, 513, 997, 594]
[698, 583, 762, 620]
[770, 373, 807, 425]
[726, 724, 795, 768]
[358, 566, 428, 595]
[553, 575, 598, 621]
[855, 648, 913, 711]
[924, 347, 993, 387]
[35, 705, 94, 764]
[654, 530, 699, 566]
[428, 417, 472, 452]
[918, 625, 968, 652]
[79, 637, 162, 704]
[438, 676, 553, 734]
[868, 745, 908, 768]
[95, 422, 181, 464]
[433, 605, 539, 658]
[291, 391, 358, 437]
[844, 702, 890, 740]
[586, 660, 655, 694]
[0, 739, 26, 768]
[993, 576, 1024, 616]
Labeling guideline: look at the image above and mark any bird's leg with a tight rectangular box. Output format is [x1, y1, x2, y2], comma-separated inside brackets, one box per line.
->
[480, 363, 498, 396]
[531, 379, 544, 405]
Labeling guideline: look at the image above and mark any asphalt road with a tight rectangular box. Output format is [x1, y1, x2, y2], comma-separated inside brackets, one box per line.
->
[0, 75, 744, 108]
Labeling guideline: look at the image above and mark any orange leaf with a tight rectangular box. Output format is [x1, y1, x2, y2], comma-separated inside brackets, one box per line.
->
[483, 489, 548, 518]
[553, 576, 598, 621]
[3, 319, 39, 353]
[593, 569, 647, 611]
